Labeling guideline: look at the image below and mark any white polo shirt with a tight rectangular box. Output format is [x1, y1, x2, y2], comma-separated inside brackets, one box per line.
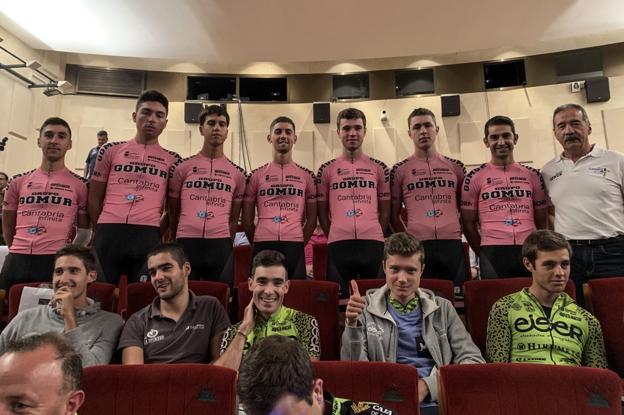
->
[542, 145, 624, 240]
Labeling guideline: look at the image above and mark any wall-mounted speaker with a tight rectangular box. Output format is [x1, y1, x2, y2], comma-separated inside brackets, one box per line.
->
[184, 102, 203, 124]
[441, 95, 460, 117]
[585, 77, 610, 103]
[313, 102, 331, 124]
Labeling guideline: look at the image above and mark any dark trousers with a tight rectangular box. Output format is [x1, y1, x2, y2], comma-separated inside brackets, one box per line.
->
[569, 236, 624, 307]
[0, 253, 55, 291]
[177, 237, 234, 285]
[422, 239, 469, 287]
[327, 240, 384, 298]
[94, 223, 161, 284]
[479, 245, 530, 279]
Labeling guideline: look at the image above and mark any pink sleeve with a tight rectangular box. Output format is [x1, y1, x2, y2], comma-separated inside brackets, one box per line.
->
[3, 176, 21, 211]
[390, 164, 403, 199]
[377, 163, 390, 200]
[454, 162, 466, 198]
[243, 171, 258, 203]
[305, 172, 317, 202]
[77, 181, 88, 214]
[91, 144, 112, 182]
[316, 166, 329, 202]
[233, 170, 247, 201]
[461, 171, 480, 210]
[531, 170, 548, 209]
[168, 162, 184, 198]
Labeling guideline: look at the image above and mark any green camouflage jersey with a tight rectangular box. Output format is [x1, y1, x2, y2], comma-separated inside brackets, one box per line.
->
[327, 393, 396, 415]
[220, 306, 320, 358]
[486, 288, 607, 367]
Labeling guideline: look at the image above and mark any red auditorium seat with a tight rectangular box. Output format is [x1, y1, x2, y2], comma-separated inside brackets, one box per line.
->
[238, 280, 339, 360]
[7, 281, 116, 322]
[81, 364, 238, 415]
[438, 363, 622, 415]
[355, 278, 455, 302]
[233, 244, 252, 286]
[312, 242, 328, 281]
[312, 361, 419, 415]
[463, 277, 576, 353]
[119, 280, 229, 319]
[586, 277, 624, 377]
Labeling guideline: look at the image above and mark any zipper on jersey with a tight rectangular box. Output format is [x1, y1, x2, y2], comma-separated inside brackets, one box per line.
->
[502, 164, 517, 245]
[426, 157, 438, 240]
[350, 158, 358, 240]
[202, 158, 214, 238]
[125, 145, 144, 224]
[529, 293, 562, 365]
[31, 171, 51, 255]
[278, 164, 283, 241]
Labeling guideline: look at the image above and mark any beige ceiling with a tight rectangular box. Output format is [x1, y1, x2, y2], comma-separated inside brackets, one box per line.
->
[1, 0, 624, 71]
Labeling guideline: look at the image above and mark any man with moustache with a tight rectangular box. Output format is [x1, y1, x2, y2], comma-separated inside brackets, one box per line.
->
[542, 104, 624, 305]
[168, 105, 246, 283]
[0, 245, 123, 367]
[0, 117, 89, 291]
[243, 116, 317, 279]
[462, 116, 548, 278]
[390, 108, 468, 289]
[118, 242, 230, 364]
[89, 90, 181, 284]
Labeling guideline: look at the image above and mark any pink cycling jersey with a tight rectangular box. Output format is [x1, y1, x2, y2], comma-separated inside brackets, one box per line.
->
[3, 168, 87, 255]
[317, 154, 390, 243]
[244, 161, 316, 242]
[391, 154, 465, 241]
[461, 162, 548, 246]
[168, 154, 246, 239]
[91, 139, 181, 227]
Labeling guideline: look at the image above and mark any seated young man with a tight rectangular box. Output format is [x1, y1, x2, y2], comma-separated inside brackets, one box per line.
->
[341, 232, 483, 415]
[118, 242, 230, 364]
[238, 335, 396, 415]
[0, 245, 123, 367]
[486, 229, 607, 367]
[215, 250, 320, 370]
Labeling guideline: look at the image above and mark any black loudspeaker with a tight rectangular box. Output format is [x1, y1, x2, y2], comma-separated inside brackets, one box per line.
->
[184, 102, 203, 123]
[585, 77, 610, 103]
[441, 95, 460, 117]
[313, 102, 331, 124]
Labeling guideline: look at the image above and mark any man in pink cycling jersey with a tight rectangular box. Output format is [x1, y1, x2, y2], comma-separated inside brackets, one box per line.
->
[243, 116, 316, 278]
[89, 90, 181, 284]
[1, 117, 89, 291]
[390, 108, 468, 289]
[168, 105, 246, 284]
[317, 108, 390, 296]
[461, 115, 548, 278]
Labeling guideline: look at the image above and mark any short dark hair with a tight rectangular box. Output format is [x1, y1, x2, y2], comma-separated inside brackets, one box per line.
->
[238, 336, 314, 415]
[384, 232, 425, 264]
[96, 130, 108, 136]
[336, 107, 366, 129]
[146, 242, 188, 267]
[54, 245, 96, 273]
[250, 250, 288, 279]
[199, 104, 230, 126]
[4, 332, 82, 393]
[408, 107, 437, 128]
[0, 172, 8, 181]
[136, 90, 169, 113]
[484, 115, 516, 137]
[269, 116, 296, 133]
[552, 103, 590, 126]
[40, 117, 72, 138]
[522, 229, 572, 266]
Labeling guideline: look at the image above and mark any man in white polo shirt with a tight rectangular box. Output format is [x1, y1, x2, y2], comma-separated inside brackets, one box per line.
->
[542, 103, 624, 305]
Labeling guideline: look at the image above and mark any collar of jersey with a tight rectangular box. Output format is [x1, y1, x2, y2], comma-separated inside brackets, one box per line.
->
[255, 305, 289, 325]
[520, 288, 574, 313]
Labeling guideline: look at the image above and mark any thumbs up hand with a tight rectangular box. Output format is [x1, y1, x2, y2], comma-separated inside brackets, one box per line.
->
[345, 280, 366, 327]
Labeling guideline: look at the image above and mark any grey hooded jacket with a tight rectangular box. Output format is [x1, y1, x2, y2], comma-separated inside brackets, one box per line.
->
[341, 286, 484, 401]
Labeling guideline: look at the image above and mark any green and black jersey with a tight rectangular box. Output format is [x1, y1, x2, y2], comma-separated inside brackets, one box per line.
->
[220, 306, 321, 359]
[326, 392, 396, 415]
[486, 288, 607, 367]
